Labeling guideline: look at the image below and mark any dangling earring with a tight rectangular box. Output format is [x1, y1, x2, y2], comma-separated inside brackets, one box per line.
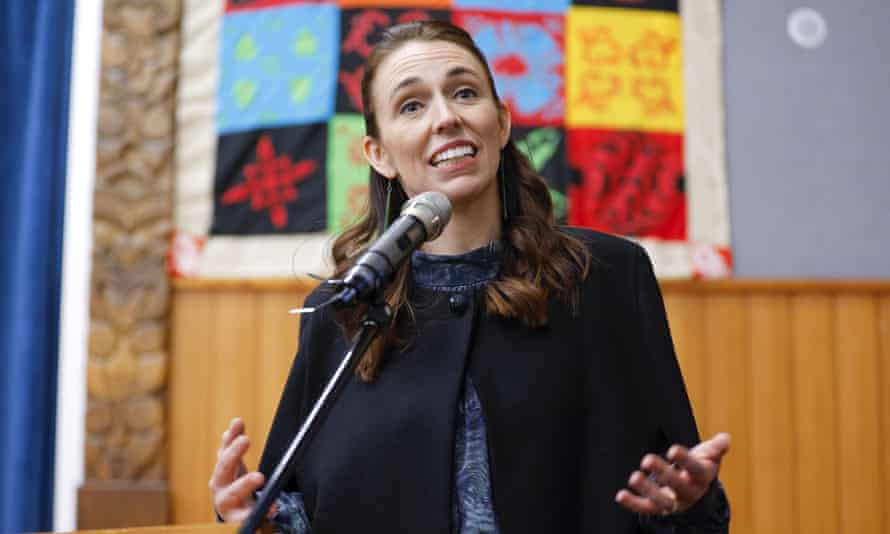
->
[383, 178, 393, 229]
[499, 152, 508, 221]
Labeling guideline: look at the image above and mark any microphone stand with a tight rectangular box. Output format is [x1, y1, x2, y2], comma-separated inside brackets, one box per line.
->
[238, 296, 392, 534]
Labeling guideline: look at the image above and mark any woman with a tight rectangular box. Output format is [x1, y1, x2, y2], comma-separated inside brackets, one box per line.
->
[210, 21, 730, 533]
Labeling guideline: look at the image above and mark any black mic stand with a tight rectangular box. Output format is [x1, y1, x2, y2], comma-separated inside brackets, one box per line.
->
[238, 296, 392, 534]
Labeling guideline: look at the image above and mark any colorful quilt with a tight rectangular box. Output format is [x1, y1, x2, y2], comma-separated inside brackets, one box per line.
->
[173, 0, 730, 278]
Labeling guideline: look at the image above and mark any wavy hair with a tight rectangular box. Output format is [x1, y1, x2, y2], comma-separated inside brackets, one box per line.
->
[330, 20, 590, 381]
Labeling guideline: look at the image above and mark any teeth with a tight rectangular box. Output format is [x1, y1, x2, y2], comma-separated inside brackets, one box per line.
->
[432, 145, 475, 166]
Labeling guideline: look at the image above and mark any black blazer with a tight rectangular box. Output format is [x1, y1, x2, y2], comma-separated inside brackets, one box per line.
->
[258, 229, 708, 533]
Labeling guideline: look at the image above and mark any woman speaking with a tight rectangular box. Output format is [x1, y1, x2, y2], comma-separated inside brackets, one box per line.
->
[209, 20, 730, 534]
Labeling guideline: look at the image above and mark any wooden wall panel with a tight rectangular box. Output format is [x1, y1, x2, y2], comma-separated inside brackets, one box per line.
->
[880, 296, 890, 533]
[212, 293, 261, 471]
[749, 295, 796, 534]
[790, 294, 838, 534]
[169, 286, 307, 524]
[835, 296, 884, 533]
[702, 294, 752, 534]
[168, 280, 890, 532]
[169, 292, 215, 524]
[257, 293, 303, 446]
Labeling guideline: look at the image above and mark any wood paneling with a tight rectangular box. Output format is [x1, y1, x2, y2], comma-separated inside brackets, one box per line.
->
[790, 294, 838, 534]
[169, 290, 306, 524]
[749, 295, 796, 534]
[169, 280, 890, 532]
[702, 294, 752, 534]
[880, 296, 890, 534]
[835, 296, 884, 532]
[169, 292, 215, 523]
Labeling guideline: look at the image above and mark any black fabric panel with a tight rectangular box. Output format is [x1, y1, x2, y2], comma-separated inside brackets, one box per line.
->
[212, 123, 328, 234]
[571, 0, 678, 13]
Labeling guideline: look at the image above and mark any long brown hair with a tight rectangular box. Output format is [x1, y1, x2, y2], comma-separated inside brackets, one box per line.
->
[331, 20, 590, 381]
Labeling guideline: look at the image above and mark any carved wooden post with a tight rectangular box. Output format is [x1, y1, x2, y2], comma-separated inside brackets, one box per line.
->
[78, 0, 181, 528]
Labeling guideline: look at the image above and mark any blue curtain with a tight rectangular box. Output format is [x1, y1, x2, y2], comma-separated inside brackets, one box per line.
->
[0, 1, 74, 531]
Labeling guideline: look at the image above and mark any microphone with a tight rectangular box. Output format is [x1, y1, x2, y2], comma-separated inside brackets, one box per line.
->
[334, 191, 451, 307]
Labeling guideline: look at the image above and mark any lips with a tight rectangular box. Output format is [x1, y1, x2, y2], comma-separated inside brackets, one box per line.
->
[429, 141, 478, 167]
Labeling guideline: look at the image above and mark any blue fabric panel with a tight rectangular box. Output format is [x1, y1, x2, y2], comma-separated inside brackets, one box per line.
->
[454, 11, 565, 125]
[217, 3, 340, 134]
[0, 1, 73, 531]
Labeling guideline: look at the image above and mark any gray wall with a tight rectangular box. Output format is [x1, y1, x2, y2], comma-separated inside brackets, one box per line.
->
[724, 1, 890, 277]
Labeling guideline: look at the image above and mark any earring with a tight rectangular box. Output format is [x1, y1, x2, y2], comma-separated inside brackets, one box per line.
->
[499, 153, 508, 221]
[383, 178, 393, 229]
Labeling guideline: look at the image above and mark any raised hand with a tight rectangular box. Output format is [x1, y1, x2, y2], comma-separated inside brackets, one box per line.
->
[209, 418, 275, 523]
[616, 432, 730, 516]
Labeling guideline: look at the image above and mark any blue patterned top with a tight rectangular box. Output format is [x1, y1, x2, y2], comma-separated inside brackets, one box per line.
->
[452, 376, 499, 533]
[269, 242, 729, 533]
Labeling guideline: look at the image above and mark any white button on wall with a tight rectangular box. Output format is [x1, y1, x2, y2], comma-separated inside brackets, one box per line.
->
[787, 7, 828, 49]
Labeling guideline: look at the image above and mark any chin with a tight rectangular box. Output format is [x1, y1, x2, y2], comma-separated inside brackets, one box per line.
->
[437, 177, 497, 208]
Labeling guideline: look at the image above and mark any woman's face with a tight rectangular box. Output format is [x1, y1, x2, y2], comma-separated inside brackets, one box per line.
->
[363, 40, 511, 210]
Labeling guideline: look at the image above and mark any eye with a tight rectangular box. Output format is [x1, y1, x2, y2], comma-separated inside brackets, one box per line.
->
[455, 87, 477, 100]
[399, 100, 422, 115]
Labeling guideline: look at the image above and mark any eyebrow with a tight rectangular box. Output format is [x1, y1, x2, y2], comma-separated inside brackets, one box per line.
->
[389, 66, 484, 100]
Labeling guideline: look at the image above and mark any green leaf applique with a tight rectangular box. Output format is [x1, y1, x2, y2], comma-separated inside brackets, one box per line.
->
[290, 76, 312, 103]
[519, 128, 561, 172]
[233, 79, 257, 109]
[235, 34, 258, 62]
[294, 30, 317, 57]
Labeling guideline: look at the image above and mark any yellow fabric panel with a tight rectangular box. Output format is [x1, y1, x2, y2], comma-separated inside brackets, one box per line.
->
[566, 6, 683, 132]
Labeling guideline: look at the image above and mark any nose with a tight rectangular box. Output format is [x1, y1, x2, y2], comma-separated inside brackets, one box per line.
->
[431, 95, 461, 134]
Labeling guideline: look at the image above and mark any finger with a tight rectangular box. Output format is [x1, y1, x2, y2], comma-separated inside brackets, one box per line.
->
[216, 422, 245, 461]
[627, 470, 675, 511]
[209, 435, 250, 490]
[666, 445, 711, 481]
[616, 489, 662, 515]
[640, 454, 702, 488]
[219, 418, 246, 451]
[220, 435, 250, 483]
[216, 472, 264, 520]
[689, 432, 731, 461]
[641, 454, 689, 488]
[645, 452, 712, 507]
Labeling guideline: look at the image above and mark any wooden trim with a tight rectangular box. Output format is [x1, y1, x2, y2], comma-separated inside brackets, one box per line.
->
[173, 277, 321, 293]
[173, 277, 890, 293]
[77, 481, 169, 530]
[661, 278, 890, 293]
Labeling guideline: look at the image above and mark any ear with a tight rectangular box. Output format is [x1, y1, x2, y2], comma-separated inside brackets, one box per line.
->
[362, 135, 397, 179]
[498, 103, 512, 149]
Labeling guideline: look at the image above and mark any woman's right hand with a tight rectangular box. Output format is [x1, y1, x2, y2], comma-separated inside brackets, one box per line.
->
[209, 417, 273, 522]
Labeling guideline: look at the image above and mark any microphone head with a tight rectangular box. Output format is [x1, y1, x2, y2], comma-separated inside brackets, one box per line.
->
[400, 191, 452, 241]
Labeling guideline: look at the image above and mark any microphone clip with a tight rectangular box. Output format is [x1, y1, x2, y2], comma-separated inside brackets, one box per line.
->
[287, 278, 348, 315]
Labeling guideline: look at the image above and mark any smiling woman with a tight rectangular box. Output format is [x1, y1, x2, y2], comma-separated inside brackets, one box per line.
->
[208, 20, 731, 534]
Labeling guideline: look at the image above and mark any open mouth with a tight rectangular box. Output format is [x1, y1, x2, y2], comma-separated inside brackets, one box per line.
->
[429, 143, 478, 169]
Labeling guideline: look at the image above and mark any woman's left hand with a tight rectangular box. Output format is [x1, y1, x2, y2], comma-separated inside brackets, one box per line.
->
[615, 432, 730, 516]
